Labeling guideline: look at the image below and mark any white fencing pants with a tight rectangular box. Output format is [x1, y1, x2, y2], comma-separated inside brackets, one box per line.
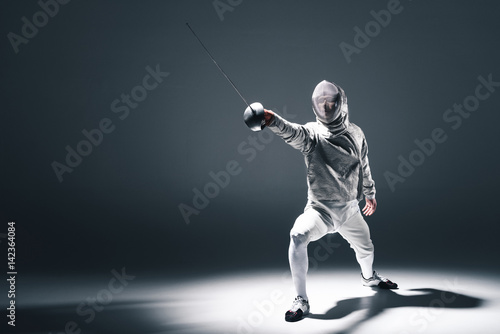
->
[288, 199, 375, 300]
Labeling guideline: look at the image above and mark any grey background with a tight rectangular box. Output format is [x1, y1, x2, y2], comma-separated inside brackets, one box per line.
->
[1, 0, 499, 294]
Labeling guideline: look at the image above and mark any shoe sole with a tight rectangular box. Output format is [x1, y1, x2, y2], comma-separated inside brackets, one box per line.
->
[285, 309, 309, 322]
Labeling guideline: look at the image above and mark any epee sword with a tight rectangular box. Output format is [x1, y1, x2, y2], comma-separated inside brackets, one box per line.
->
[186, 23, 265, 131]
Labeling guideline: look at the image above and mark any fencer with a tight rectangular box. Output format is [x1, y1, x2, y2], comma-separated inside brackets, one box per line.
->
[245, 80, 398, 322]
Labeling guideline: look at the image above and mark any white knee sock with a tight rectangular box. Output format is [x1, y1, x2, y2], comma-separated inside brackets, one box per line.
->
[358, 253, 374, 279]
[289, 237, 309, 301]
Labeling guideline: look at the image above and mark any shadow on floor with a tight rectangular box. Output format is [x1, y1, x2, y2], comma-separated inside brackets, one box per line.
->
[307, 288, 483, 334]
[6, 288, 484, 334]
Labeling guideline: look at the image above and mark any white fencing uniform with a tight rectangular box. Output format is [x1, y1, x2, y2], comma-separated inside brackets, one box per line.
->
[268, 81, 376, 300]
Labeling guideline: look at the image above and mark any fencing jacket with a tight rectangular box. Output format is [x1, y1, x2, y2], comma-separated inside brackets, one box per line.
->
[268, 84, 376, 203]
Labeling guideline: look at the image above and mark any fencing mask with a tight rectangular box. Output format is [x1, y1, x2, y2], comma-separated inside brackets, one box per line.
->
[312, 80, 341, 124]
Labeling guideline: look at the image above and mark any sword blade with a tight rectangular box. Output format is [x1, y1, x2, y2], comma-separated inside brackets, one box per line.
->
[186, 22, 254, 111]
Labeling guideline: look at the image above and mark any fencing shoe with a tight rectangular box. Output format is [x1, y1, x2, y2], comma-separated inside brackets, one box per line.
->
[362, 270, 398, 289]
[285, 296, 310, 322]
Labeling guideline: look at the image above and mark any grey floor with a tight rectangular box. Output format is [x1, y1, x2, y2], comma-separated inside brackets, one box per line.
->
[11, 267, 500, 334]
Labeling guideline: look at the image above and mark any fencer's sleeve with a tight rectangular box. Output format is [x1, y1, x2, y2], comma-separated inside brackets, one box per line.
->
[361, 136, 376, 199]
[267, 114, 315, 154]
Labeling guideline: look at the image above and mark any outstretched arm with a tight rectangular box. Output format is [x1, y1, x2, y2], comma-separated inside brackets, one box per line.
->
[264, 109, 315, 154]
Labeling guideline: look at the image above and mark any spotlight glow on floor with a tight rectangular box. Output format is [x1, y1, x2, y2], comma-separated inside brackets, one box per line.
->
[17, 268, 500, 334]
